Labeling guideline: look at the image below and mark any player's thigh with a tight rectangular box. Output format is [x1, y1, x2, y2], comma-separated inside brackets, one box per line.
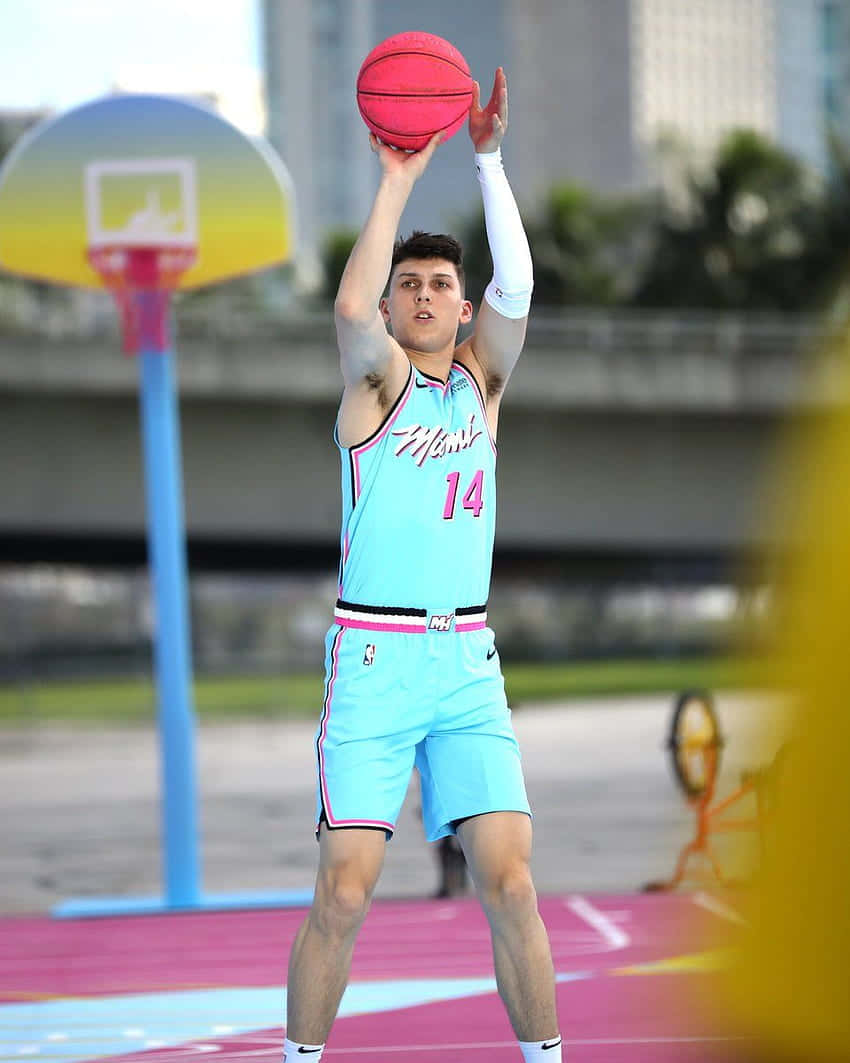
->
[456, 810, 534, 886]
[314, 824, 387, 911]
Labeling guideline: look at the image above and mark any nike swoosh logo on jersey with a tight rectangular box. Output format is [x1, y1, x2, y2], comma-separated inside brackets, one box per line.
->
[486, 647, 497, 660]
[542, 1037, 562, 1050]
[415, 379, 429, 388]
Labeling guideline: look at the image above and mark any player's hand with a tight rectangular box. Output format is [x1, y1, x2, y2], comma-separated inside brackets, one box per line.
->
[469, 67, 507, 153]
[369, 131, 442, 183]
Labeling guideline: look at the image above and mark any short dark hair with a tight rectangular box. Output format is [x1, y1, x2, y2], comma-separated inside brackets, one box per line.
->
[390, 231, 465, 293]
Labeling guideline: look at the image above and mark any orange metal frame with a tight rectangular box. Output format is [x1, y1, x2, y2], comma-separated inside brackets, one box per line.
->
[650, 744, 772, 891]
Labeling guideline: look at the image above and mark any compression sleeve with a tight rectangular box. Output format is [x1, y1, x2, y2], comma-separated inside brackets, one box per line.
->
[475, 148, 533, 319]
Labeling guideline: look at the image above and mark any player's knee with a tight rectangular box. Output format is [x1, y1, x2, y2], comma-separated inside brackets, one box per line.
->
[479, 863, 537, 919]
[314, 873, 372, 937]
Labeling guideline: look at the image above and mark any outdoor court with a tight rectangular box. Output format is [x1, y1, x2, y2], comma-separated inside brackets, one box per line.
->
[2, 890, 749, 1062]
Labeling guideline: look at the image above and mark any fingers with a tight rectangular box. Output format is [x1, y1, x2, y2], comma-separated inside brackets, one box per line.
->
[471, 79, 481, 112]
[418, 130, 443, 162]
[487, 67, 504, 109]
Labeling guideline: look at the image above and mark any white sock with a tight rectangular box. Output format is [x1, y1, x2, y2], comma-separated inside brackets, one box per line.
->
[282, 1036, 324, 1060]
[519, 1035, 563, 1061]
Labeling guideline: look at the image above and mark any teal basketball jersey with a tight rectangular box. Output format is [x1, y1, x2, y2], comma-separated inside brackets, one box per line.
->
[335, 360, 497, 615]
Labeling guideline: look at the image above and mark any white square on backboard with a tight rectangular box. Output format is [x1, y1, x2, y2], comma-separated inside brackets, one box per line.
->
[84, 158, 197, 248]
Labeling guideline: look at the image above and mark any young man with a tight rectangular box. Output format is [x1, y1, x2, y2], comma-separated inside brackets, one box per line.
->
[283, 69, 562, 1062]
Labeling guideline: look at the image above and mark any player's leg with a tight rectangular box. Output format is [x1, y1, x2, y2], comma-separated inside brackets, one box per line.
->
[458, 811, 560, 1049]
[285, 825, 386, 1045]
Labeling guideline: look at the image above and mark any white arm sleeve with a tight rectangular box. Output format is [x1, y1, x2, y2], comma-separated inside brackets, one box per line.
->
[475, 148, 533, 319]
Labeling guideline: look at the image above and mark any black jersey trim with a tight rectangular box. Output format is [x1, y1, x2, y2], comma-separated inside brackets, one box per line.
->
[316, 811, 393, 841]
[417, 367, 449, 386]
[315, 625, 344, 830]
[346, 365, 413, 453]
[453, 359, 486, 405]
[452, 360, 498, 455]
[346, 449, 356, 508]
[455, 604, 488, 616]
[336, 598, 427, 617]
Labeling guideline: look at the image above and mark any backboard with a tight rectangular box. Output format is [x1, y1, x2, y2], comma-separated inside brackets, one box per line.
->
[0, 93, 294, 291]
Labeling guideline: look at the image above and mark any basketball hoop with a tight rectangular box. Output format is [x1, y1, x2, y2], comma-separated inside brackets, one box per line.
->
[88, 244, 197, 355]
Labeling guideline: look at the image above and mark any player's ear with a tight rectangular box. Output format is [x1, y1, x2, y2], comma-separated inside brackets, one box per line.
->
[459, 298, 474, 323]
[379, 297, 391, 322]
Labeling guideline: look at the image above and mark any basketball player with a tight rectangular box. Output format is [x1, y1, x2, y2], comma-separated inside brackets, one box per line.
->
[283, 69, 563, 1062]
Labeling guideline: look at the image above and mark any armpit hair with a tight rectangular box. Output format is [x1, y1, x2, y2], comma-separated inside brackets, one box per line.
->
[365, 371, 390, 409]
[485, 370, 505, 399]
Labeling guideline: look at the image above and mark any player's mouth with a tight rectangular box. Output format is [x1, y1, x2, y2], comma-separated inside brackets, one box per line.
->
[414, 311, 434, 320]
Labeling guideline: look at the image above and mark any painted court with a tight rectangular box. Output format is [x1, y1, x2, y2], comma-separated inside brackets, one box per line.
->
[1, 891, 749, 1062]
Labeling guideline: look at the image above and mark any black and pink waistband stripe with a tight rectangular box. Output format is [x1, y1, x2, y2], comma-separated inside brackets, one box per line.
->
[334, 599, 488, 633]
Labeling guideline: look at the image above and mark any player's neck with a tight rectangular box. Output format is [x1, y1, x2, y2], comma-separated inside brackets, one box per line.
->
[405, 347, 455, 383]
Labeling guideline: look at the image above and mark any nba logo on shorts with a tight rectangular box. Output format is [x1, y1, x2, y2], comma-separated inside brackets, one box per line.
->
[363, 644, 376, 666]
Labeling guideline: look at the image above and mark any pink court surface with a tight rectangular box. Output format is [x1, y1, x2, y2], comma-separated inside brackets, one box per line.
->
[2, 891, 750, 1062]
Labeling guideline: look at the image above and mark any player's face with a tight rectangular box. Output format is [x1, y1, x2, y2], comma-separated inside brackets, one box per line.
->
[381, 259, 473, 351]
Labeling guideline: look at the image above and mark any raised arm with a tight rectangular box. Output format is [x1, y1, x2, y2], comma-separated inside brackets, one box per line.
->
[335, 133, 441, 446]
[460, 69, 533, 405]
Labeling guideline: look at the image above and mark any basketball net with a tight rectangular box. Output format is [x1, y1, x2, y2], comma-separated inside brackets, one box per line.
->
[88, 245, 197, 354]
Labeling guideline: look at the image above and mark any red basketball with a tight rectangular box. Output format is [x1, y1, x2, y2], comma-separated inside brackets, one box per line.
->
[356, 31, 473, 152]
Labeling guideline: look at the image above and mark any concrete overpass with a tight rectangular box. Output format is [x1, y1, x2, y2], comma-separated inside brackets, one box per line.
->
[0, 302, 839, 578]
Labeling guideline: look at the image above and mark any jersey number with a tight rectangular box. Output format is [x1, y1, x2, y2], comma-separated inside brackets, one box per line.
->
[443, 469, 485, 520]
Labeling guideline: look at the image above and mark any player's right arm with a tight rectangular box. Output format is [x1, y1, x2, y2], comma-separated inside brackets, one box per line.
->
[335, 133, 441, 448]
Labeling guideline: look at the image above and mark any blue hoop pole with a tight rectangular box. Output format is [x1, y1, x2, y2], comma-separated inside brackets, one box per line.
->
[137, 306, 201, 908]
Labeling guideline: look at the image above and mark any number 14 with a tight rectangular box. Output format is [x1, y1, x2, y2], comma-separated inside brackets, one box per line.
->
[443, 469, 485, 519]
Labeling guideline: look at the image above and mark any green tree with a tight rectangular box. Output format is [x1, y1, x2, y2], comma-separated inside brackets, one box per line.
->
[632, 130, 826, 310]
[321, 229, 359, 302]
[454, 184, 644, 308]
[528, 183, 645, 305]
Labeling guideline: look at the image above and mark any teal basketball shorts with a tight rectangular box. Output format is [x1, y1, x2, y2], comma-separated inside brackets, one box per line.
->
[314, 607, 531, 842]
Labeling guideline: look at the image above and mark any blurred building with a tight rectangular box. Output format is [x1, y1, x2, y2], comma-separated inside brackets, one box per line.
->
[777, 0, 850, 175]
[263, 0, 847, 286]
[261, 0, 506, 288]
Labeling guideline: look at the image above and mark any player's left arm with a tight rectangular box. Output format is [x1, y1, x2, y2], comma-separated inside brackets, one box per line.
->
[456, 68, 533, 428]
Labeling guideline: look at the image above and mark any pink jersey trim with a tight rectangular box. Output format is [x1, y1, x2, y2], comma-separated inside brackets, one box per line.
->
[319, 815, 396, 832]
[420, 373, 450, 392]
[315, 627, 396, 836]
[316, 627, 343, 822]
[351, 369, 415, 500]
[455, 620, 488, 632]
[336, 616, 428, 634]
[452, 361, 498, 457]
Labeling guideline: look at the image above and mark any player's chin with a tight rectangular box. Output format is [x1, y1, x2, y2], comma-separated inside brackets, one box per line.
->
[400, 323, 447, 347]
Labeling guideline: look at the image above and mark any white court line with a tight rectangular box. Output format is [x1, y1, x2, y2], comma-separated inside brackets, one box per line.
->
[0, 1034, 750, 1062]
[324, 1037, 748, 1053]
[691, 891, 749, 927]
[564, 895, 630, 951]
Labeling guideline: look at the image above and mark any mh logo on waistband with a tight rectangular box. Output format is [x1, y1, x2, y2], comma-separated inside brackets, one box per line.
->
[428, 613, 455, 632]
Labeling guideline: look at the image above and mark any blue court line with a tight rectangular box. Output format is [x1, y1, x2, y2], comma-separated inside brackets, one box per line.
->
[0, 973, 591, 1061]
[52, 890, 315, 919]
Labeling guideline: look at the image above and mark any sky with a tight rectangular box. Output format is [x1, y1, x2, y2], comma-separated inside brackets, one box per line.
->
[0, 0, 263, 131]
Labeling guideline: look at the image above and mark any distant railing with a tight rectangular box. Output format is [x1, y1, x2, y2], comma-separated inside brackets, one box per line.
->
[0, 277, 842, 357]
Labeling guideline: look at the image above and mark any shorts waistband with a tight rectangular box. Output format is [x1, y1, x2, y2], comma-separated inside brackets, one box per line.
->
[334, 599, 487, 634]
